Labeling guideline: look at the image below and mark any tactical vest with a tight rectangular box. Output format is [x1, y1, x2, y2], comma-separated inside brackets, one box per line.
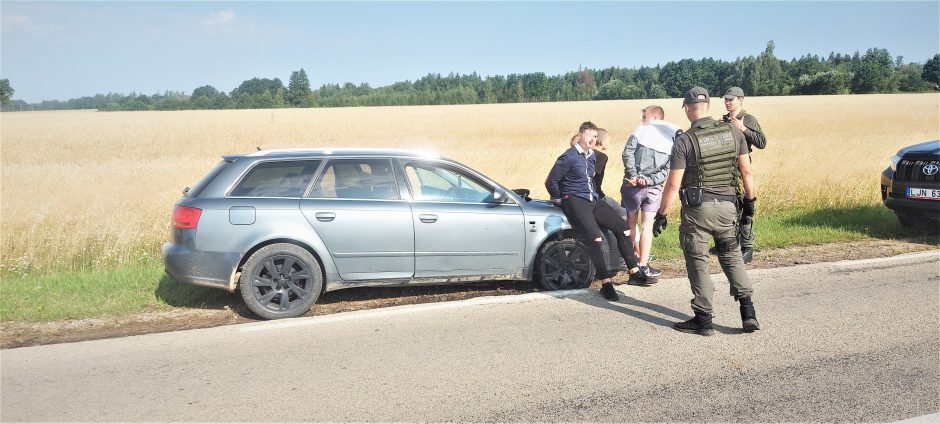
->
[681, 120, 739, 190]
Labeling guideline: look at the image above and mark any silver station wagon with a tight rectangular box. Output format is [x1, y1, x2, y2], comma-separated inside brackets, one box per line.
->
[163, 149, 624, 319]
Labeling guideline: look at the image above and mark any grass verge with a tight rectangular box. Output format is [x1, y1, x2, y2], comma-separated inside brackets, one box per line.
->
[1, 205, 936, 323]
[0, 259, 234, 322]
[650, 205, 938, 259]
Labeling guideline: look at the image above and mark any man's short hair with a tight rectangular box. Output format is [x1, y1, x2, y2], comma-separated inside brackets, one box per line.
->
[579, 121, 598, 133]
[644, 106, 664, 120]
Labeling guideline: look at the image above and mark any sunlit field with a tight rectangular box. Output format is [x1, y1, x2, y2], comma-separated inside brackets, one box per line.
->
[2, 94, 938, 273]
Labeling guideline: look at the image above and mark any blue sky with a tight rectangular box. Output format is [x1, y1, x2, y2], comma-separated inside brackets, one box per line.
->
[2, 1, 938, 103]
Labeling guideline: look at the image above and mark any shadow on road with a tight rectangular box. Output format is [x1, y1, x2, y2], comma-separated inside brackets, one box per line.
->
[571, 286, 745, 335]
[155, 273, 542, 319]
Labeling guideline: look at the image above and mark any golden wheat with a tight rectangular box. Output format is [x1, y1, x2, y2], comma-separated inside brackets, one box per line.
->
[1, 94, 938, 272]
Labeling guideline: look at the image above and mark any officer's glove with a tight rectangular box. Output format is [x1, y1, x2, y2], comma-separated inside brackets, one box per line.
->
[652, 212, 668, 237]
[742, 197, 756, 218]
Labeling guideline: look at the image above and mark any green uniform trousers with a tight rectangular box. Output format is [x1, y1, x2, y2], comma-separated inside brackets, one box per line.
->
[680, 199, 753, 314]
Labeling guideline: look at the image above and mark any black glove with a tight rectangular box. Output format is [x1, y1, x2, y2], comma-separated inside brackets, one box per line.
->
[742, 197, 756, 218]
[652, 212, 668, 237]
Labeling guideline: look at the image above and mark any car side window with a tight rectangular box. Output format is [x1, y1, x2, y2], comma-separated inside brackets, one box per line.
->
[229, 160, 320, 198]
[404, 162, 494, 203]
[310, 159, 400, 200]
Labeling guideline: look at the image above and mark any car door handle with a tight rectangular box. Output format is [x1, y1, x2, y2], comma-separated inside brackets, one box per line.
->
[419, 214, 438, 223]
[315, 212, 336, 222]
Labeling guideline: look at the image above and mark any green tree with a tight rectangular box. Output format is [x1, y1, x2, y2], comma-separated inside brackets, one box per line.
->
[594, 79, 628, 100]
[522, 72, 549, 102]
[0, 79, 13, 105]
[852, 48, 896, 93]
[756, 41, 784, 95]
[794, 70, 852, 95]
[896, 63, 926, 92]
[575, 69, 597, 100]
[788, 54, 826, 80]
[191, 85, 220, 109]
[287, 69, 312, 106]
[661, 59, 717, 97]
[231, 78, 285, 108]
[646, 84, 669, 99]
[922, 54, 940, 86]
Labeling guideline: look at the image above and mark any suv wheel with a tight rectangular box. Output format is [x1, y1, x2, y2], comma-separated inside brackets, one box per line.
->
[239, 243, 323, 320]
[536, 239, 594, 291]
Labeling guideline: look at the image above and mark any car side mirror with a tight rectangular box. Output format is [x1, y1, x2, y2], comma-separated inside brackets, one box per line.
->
[512, 188, 531, 202]
[492, 190, 507, 203]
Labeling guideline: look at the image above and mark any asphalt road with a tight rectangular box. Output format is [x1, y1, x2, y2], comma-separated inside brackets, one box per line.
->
[2, 251, 938, 422]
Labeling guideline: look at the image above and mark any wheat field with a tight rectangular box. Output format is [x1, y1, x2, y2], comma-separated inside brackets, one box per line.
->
[1, 94, 938, 273]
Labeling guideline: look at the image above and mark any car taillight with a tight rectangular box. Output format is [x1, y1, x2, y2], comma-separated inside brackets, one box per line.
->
[173, 205, 202, 229]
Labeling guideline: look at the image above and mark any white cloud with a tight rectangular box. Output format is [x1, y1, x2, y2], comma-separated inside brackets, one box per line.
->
[202, 9, 235, 33]
[5, 14, 30, 24]
[2, 14, 66, 36]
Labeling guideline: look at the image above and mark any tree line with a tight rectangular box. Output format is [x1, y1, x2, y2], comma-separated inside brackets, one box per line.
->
[2, 42, 938, 112]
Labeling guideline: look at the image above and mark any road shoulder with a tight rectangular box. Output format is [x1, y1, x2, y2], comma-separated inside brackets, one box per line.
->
[1, 238, 936, 349]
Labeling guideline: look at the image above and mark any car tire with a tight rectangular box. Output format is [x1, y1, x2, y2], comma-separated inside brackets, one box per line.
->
[536, 238, 594, 291]
[239, 243, 323, 320]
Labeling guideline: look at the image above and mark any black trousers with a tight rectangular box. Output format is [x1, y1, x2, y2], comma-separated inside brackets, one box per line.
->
[560, 195, 638, 279]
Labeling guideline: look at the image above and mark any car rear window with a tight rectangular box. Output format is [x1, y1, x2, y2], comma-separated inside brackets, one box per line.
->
[229, 160, 321, 198]
[186, 160, 231, 198]
[310, 159, 399, 200]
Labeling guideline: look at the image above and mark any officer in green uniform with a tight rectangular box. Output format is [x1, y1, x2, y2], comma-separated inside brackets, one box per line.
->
[652, 87, 760, 336]
[721, 86, 766, 263]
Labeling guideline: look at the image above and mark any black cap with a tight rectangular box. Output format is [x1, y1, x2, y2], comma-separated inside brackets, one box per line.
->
[683, 86, 709, 106]
[723, 86, 745, 99]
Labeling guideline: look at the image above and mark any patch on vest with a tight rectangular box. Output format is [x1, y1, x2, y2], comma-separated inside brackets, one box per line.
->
[697, 130, 734, 155]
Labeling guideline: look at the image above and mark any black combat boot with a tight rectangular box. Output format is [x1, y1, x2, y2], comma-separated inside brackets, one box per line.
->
[674, 311, 715, 336]
[739, 297, 760, 332]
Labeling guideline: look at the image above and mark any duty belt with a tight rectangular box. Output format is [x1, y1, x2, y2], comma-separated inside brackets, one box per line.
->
[702, 193, 737, 203]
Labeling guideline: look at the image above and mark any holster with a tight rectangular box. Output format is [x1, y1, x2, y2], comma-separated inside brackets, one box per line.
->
[680, 187, 704, 207]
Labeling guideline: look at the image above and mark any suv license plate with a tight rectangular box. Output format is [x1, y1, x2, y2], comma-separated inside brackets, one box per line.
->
[907, 187, 940, 200]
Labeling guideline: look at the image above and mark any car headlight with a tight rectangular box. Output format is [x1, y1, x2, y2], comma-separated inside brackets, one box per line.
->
[890, 154, 902, 171]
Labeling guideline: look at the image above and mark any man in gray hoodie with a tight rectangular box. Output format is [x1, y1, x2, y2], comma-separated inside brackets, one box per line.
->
[621, 105, 681, 279]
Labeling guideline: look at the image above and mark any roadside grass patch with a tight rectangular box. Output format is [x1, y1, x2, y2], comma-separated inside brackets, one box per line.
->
[0, 259, 232, 322]
[649, 205, 937, 260]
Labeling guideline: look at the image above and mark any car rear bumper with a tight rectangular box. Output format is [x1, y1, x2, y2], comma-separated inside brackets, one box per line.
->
[162, 242, 241, 292]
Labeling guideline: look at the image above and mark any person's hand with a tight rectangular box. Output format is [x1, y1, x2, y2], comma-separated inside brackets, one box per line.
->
[637, 177, 649, 187]
[625, 177, 638, 187]
[652, 212, 668, 237]
[730, 115, 747, 132]
[742, 197, 756, 218]
[551, 198, 561, 206]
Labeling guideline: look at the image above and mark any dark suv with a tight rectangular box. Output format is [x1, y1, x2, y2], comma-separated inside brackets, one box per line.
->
[881, 140, 940, 227]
